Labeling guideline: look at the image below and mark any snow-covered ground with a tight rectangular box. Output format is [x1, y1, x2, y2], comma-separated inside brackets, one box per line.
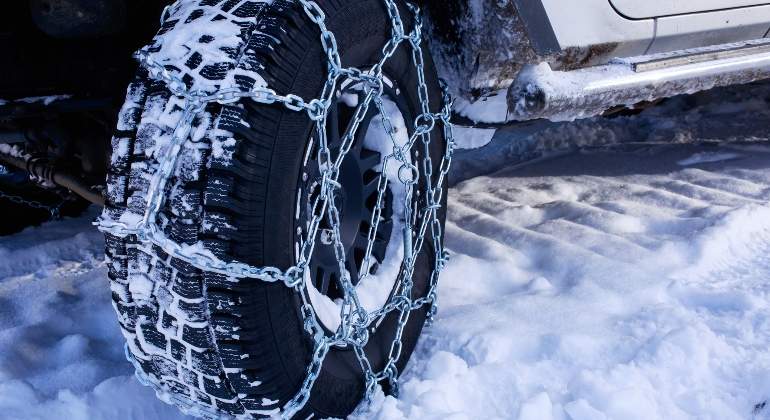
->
[0, 211, 186, 419]
[3, 83, 770, 420]
[363, 142, 770, 420]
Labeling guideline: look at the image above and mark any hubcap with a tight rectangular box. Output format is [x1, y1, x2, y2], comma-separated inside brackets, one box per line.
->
[301, 85, 398, 301]
[305, 144, 394, 300]
[297, 74, 413, 333]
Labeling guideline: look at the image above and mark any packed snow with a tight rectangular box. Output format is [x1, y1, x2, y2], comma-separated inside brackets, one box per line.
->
[358, 142, 770, 420]
[0, 212, 184, 419]
[3, 82, 770, 420]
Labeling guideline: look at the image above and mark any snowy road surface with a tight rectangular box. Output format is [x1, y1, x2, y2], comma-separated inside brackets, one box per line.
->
[3, 85, 770, 419]
[363, 143, 770, 420]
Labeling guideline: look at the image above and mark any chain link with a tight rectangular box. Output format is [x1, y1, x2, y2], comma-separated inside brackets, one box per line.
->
[0, 189, 64, 220]
[98, 0, 455, 417]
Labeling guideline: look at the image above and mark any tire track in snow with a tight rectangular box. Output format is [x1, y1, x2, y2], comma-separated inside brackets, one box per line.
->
[357, 143, 770, 420]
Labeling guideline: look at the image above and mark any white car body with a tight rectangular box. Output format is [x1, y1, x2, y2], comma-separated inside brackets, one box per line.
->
[533, 0, 770, 56]
[426, 0, 770, 122]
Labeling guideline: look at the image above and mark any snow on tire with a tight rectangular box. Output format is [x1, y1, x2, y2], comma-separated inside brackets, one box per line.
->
[102, 0, 446, 418]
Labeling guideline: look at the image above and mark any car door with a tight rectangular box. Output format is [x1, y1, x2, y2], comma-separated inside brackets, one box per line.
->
[610, 0, 770, 19]
[605, 0, 770, 53]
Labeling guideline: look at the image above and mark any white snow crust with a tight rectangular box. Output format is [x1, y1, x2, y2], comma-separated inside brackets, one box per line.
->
[5, 83, 770, 420]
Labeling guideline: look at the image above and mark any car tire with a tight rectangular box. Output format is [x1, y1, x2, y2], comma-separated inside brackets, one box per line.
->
[102, 0, 446, 418]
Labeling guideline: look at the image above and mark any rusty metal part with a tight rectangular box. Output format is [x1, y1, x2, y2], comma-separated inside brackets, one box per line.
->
[0, 151, 104, 206]
[556, 43, 620, 71]
[423, 0, 622, 101]
[507, 38, 770, 122]
[424, 0, 538, 98]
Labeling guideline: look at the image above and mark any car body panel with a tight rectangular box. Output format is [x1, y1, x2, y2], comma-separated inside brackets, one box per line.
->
[537, 0, 770, 60]
[609, 0, 770, 19]
[427, 0, 770, 121]
[425, 0, 770, 102]
[649, 6, 770, 53]
[538, 0, 653, 53]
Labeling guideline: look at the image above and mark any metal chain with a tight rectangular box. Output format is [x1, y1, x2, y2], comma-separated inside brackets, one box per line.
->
[0, 189, 63, 220]
[97, 0, 455, 417]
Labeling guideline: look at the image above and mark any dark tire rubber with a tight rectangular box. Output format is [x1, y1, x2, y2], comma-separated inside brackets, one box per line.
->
[103, 0, 446, 418]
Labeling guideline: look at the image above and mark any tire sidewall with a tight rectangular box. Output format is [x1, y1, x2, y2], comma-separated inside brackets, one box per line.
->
[242, 0, 446, 417]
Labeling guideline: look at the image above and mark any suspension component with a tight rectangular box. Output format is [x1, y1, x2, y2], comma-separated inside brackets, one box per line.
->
[0, 150, 104, 206]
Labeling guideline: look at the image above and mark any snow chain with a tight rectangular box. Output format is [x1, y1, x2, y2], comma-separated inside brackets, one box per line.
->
[98, 0, 455, 417]
[0, 189, 63, 220]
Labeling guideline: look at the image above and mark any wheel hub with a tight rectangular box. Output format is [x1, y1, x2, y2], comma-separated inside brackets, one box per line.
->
[302, 87, 396, 301]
